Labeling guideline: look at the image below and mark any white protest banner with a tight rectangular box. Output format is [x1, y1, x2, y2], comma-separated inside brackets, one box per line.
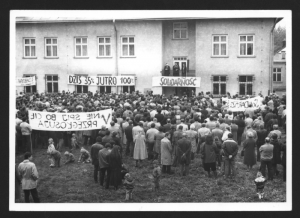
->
[222, 96, 263, 112]
[67, 75, 135, 86]
[16, 76, 36, 86]
[152, 76, 201, 87]
[28, 109, 112, 131]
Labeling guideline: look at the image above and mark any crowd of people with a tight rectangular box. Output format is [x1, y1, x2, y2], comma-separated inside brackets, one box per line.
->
[15, 89, 287, 202]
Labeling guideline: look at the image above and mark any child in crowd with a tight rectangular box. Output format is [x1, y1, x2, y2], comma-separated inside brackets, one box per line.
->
[64, 151, 75, 164]
[78, 147, 91, 163]
[123, 173, 134, 201]
[71, 133, 79, 150]
[121, 164, 129, 180]
[152, 160, 161, 192]
[47, 138, 56, 168]
[255, 171, 266, 199]
[50, 149, 61, 168]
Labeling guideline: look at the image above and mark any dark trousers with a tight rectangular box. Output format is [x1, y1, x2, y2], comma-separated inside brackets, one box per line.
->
[162, 165, 171, 174]
[261, 159, 273, 180]
[24, 188, 40, 203]
[147, 141, 155, 160]
[94, 164, 100, 182]
[126, 140, 133, 156]
[282, 163, 286, 182]
[100, 167, 111, 188]
[22, 135, 31, 152]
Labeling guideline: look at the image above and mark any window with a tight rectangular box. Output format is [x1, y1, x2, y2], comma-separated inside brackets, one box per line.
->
[173, 22, 188, 39]
[23, 75, 37, 93]
[212, 76, 227, 95]
[239, 76, 253, 95]
[45, 38, 58, 57]
[121, 36, 135, 56]
[99, 86, 111, 93]
[75, 75, 88, 93]
[282, 51, 286, 59]
[75, 37, 88, 57]
[212, 35, 228, 56]
[98, 37, 111, 57]
[273, 68, 282, 82]
[24, 38, 36, 57]
[239, 35, 254, 56]
[122, 86, 135, 94]
[46, 75, 58, 93]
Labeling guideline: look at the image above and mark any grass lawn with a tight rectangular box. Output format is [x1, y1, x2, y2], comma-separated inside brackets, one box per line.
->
[15, 132, 286, 203]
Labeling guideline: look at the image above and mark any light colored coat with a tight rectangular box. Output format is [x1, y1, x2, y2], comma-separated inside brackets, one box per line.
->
[18, 160, 39, 190]
[186, 129, 198, 153]
[161, 137, 172, 165]
[133, 132, 148, 160]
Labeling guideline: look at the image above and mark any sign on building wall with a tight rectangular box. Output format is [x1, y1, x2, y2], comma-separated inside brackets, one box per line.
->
[152, 76, 201, 87]
[222, 96, 263, 112]
[16, 76, 36, 86]
[28, 109, 112, 131]
[67, 75, 135, 86]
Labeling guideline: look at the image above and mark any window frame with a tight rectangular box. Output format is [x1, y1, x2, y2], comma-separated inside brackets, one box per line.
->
[273, 68, 282, 82]
[212, 75, 227, 96]
[238, 75, 254, 96]
[211, 35, 228, 57]
[23, 74, 37, 93]
[121, 36, 135, 57]
[44, 37, 58, 58]
[75, 74, 89, 93]
[23, 38, 36, 58]
[97, 37, 112, 58]
[173, 22, 188, 39]
[74, 37, 88, 58]
[238, 35, 255, 57]
[45, 74, 59, 93]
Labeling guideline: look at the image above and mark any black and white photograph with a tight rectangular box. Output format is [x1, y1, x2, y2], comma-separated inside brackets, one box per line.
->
[9, 10, 291, 211]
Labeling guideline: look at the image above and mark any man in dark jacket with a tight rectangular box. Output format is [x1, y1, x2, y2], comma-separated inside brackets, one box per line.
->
[177, 133, 191, 176]
[222, 133, 238, 178]
[163, 63, 171, 76]
[173, 63, 180, 76]
[270, 134, 282, 176]
[125, 121, 134, 157]
[155, 108, 165, 126]
[235, 115, 246, 145]
[163, 119, 172, 133]
[98, 143, 112, 188]
[91, 137, 104, 183]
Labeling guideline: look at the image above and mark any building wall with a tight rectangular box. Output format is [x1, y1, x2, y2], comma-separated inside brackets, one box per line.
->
[273, 62, 286, 92]
[16, 20, 163, 94]
[195, 18, 275, 96]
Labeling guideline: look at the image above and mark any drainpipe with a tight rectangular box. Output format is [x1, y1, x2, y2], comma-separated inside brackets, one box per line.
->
[113, 19, 119, 94]
[269, 18, 278, 95]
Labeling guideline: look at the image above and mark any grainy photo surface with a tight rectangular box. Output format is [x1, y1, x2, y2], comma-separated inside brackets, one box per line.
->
[9, 10, 291, 211]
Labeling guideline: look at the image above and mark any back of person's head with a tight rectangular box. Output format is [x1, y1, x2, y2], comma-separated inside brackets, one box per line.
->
[165, 132, 170, 137]
[159, 126, 164, 132]
[182, 132, 187, 138]
[259, 124, 264, 129]
[245, 114, 249, 118]
[129, 120, 133, 125]
[105, 143, 111, 148]
[265, 137, 270, 143]
[151, 123, 155, 128]
[215, 123, 220, 128]
[112, 132, 118, 137]
[272, 134, 278, 140]
[227, 133, 233, 138]
[110, 121, 115, 126]
[209, 116, 214, 121]
[256, 171, 263, 178]
[105, 130, 110, 136]
[24, 152, 32, 160]
[96, 136, 102, 143]
[205, 134, 213, 145]
[138, 122, 143, 127]
[22, 117, 27, 122]
[167, 119, 171, 123]
[273, 124, 278, 130]
[201, 123, 206, 127]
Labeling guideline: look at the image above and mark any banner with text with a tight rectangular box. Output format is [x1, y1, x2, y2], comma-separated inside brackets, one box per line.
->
[16, 77, 36, 86]
[67, 75, 135, 86]
[28, 109, 112, 131]
[152, 76, 201, 87]
[222, 96, 263, 112]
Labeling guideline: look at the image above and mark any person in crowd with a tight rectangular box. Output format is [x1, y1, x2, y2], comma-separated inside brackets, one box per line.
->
[132, 122, 145, 138]
[222, 133, 238, 178]
[222, 126, 231, 142]
[98, 143, 112, 189]
[83, 130, 93, 146]
[230, 120, 238, 143]
[108, 146, 122, 190]
[98, 125, 108, 138]
[91, 136, 104, 183]
[243, 132, 257, 171]
[133, 130, 148, 168]
[186, 126, 198, 161]
[255, 171, 266, 199]
[18, 152, 40, 203]
[63, 151, 75, 164]
[146, 123, 159, 161]
[102, 130, 113, 146]
[50, 149, 61, 168]
[155, 108, 165, 126]
[111, 131, 122, 157]
[160, 132, 173, 174]
[177, 133, 192, 176]
[206, 116, 217, 131]
[154, 127, 165, 163]
[70, 133, 79, 150]
[125, 120, 134, 157]
[20, 117, 32, 152]
[163, 119, 172, 133]
[177, 119, 188, 131]
[173, 62, 180, 76]
[78, 147, 91, 163]
[270, 134, 282, 177]
[47, 138, 56, 167]
[123, 173, 134, 201]
[163, 63, 171, 76]
[172, 125, 184, 167]
[269, 124, 282, 141]
[256, 124, 268, 162]
[200, 134, 218, 178]
[15, 164, 21, 201]
[121, 117, 130, 146]
[235, 114, 246, 145]
[151, 160, 161, 192]
[190, 117, 202, 132]
[259, 137, 274, 181]
[211, 123, 223, 142]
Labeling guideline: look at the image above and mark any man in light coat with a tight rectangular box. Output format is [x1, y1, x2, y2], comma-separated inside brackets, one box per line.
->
[161, 132, 173, 174]
[18, 152, 40, 203]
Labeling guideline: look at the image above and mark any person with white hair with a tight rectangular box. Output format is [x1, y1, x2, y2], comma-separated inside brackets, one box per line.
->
[242, 132, 257, 171]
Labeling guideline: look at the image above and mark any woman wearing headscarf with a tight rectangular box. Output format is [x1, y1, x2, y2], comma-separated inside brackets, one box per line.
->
[243, 132, 257, 171]
[108, 146, 122, 190]
[133, 131, 148, 167]
[200, 134, 218, 178]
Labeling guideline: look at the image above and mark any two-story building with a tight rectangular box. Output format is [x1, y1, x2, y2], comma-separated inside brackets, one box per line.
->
[15, 17, 281, 97]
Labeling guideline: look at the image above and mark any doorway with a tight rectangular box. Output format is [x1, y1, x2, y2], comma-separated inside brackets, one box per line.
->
[173, 57, 187, 76]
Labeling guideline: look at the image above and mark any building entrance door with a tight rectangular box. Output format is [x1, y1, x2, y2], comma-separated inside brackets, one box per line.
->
[173, 57, 187, 76]
[174, 87, 195, 97]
